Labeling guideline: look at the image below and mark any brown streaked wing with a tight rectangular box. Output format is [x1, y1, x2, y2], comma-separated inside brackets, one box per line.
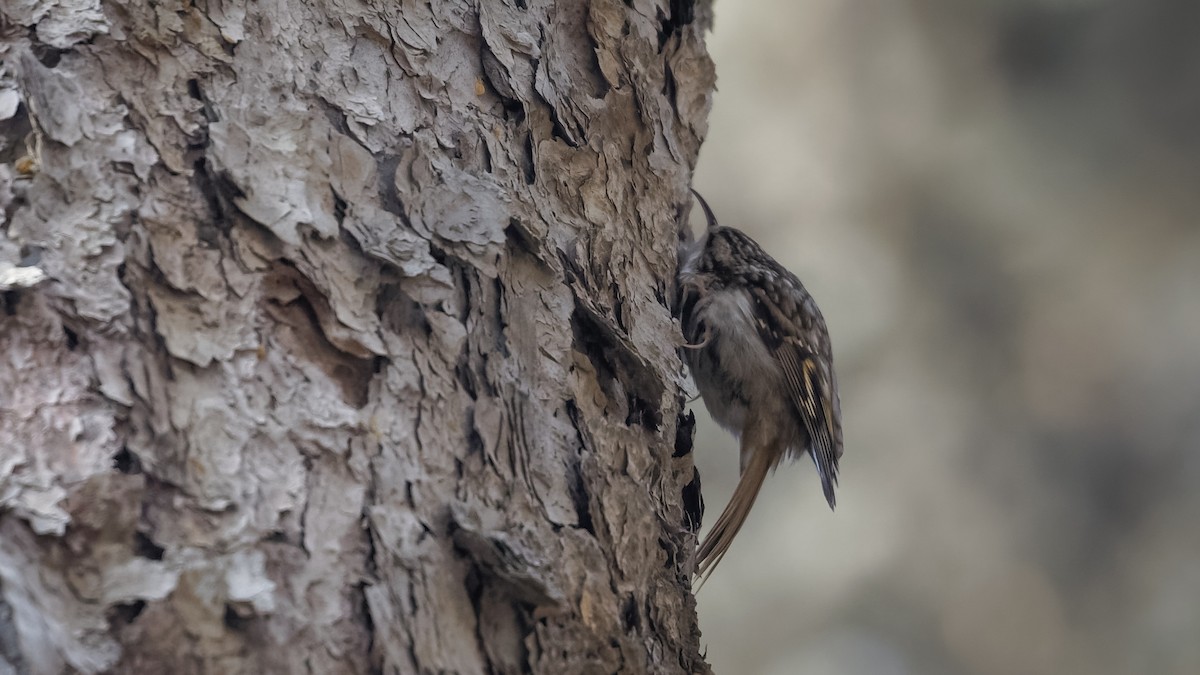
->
[749, 287, 840, 508]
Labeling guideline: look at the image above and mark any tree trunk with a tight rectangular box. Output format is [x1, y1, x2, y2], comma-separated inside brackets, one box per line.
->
[0, 1, 714, 673]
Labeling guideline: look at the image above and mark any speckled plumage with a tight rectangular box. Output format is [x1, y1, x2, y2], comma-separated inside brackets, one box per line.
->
[678, 190, 843, 583]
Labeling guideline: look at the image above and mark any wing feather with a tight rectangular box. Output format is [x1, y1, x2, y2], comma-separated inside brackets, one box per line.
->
[749, 287, 841, 508]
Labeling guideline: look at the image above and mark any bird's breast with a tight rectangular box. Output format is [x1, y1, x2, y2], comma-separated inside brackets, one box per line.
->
[686, 288, 785, 433]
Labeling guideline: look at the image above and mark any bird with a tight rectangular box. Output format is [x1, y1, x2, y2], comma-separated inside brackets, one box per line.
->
[677, 189, 843, 584]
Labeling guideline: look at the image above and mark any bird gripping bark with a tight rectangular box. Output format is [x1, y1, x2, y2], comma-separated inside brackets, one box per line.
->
[678, 189, 844, 584]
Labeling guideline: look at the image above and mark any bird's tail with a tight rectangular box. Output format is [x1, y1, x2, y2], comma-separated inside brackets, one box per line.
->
[695, 445, 774, 587]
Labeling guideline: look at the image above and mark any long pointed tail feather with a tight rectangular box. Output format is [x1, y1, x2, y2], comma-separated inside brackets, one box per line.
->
[695, 446, 775, 587]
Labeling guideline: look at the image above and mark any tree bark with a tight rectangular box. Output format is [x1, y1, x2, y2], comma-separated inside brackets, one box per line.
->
[0, 1, 714, 673]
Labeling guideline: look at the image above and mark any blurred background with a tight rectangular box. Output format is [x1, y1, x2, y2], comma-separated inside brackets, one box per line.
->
[689, 1, 1200, 673]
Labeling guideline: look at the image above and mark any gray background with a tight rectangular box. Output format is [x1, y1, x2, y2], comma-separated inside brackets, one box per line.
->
[690, 1, 1200, 673]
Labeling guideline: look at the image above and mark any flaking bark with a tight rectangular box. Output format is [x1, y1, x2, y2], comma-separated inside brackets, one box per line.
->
[0, 1, 715, 673]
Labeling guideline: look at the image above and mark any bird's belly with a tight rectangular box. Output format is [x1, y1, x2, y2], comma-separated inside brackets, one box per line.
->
[687, 289, 784, 434]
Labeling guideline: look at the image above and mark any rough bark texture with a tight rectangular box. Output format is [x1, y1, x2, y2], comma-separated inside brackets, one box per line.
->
[0, 1, 714, 673]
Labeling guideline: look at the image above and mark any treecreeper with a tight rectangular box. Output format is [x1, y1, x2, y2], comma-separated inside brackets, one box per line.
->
[678, 189, 844, 585]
